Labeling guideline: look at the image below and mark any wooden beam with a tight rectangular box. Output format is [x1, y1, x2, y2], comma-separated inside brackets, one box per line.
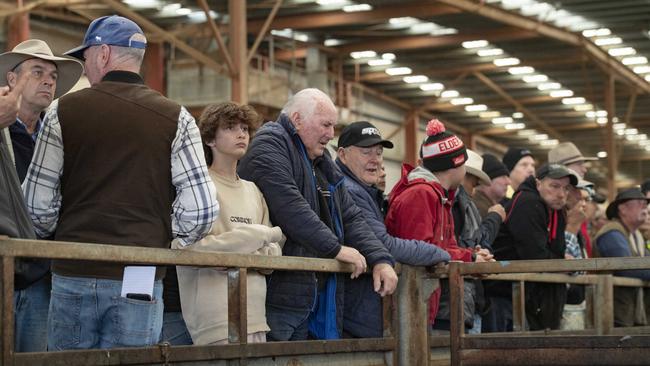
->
[605, 75, 616, 201]
[229, 0, 247, 103]
[100, 0, 225, 75]
[0, 0, 45, 18]
[337, 26, 537, 54]
[437, 0, 650, 94]
[197, 0, 235, 76]
[417, 72, 469, 112]
[472, 71, 563, 140]
[247, 0, 282, 65]
[624, 91, 638, 125]
[247, 1, 461, 33]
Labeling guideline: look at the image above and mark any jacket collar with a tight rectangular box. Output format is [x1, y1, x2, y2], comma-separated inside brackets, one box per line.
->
[101, 70, 144, 84]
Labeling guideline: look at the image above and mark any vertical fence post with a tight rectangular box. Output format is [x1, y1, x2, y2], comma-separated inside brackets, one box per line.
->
[1, 256, 14, 366]
[512, 281, 526, 331]
[228, 268, 248, 365]
[594, 274, 614, 335]
[449, 262, 464, 366]
[584, 284, 595, 330]
[397, 265, 429, 366]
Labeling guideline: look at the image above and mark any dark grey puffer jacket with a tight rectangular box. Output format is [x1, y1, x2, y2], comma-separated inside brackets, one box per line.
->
[238, 114, 395, 333]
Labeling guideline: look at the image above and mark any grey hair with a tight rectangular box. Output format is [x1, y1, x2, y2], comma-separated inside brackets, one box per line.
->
[109, 45, 145, 68]
[282, 88, 334, 121]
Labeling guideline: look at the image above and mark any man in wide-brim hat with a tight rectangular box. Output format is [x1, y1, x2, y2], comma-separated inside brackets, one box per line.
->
[0, 39, 82, 353]
[594, 188, 650, 327]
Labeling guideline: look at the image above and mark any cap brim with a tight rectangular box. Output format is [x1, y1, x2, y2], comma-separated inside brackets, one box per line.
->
[63, 44, 88, 60]
[546, 172, 579, 186]
[563, 156, 598, 164]
[605, 197, 650, 219]
[355, 137, 394, 149]
[0, 52, 84, 99]
[466, 166, 491, 186]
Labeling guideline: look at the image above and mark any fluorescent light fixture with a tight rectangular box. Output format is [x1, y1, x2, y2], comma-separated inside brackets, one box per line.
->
[540, 139, 559, 146]
[450, 97, 474, 105]
[523, 74, 548, 83]
[517, 129, 536, 137]
[343, 3, 372, 12]
[646, 75, 650, 82]
[550, 90, 574, 98]
[367, 59, 392, 66]
[176, 7, 192, 15]
[324, 39, 343, 47]
[561, 97, 585, 105]
[538, 82, 561, 90]
[505, 123, 526, 130]
[420, 83, 444, 91]
[411, 22, 437, 33]
[633, 65, 650, 74]
[492, 117, 514, 125]
[431, 28, 458, 36]
[596, 117, 607, 125]
[462, 40, 489, 49]
[530, 134, 549, 141]
[162, 3, 181, 11]
[477, 48, 504, 57]
[388, 17, 418, 27]
[317, 0, 346, 4]
[608, 47, 636, 57]
[582, 28, 611, 37]
[622, 56, 648, 65]
[350, 50, 376, 59]
[493, 57, 520, 66]
[440, 90, 459, 98]
[625, 128, 638, 135]
[613, 123, 626, 130]
[574, 104, 593, 111]
[123, 0, 162, 8]
[294, 33, 309, 42]
[403, 75, 428, 83]
[521, 2, 553, 16]
[479, 111, 501, 119]
[587, 110, 608, 119]
[594, 37, 622, 46]
[465, 104, 488, 112]
[508, 66, 535, 75]
[613, 117, 619, 122]
[512, 112, 524, 119]
[385, 67, 412, 76]
[646, 145, 650, 151]
[382, 53, 396, 60]
[597, 151, 607, 158]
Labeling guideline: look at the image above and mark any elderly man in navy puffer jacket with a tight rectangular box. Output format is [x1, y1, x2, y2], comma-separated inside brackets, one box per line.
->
[335, 121, 451, 338]
[238, 89, 398, 341]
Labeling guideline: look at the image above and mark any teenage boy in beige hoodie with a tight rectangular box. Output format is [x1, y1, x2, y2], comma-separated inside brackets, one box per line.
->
[174, 102, 283, 345]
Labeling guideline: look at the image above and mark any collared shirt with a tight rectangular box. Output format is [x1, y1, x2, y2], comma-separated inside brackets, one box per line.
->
[14, 117, 43, 142]
[22, 72, 218, 246]
[9, 117, 43, 183]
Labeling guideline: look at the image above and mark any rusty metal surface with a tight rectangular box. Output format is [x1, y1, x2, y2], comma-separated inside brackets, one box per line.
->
[3, 256, 14, 365]
[461, 335, 650, 349]
[448, 262, 463, 366]
[511, 281, 526, 332]
[395, 265, 428, 366]
[460, 348, 650, 365]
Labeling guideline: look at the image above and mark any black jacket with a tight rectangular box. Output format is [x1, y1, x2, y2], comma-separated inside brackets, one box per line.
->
[487, 175, 567, 330]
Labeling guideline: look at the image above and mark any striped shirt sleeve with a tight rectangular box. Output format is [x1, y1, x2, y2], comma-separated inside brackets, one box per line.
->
[22, 100, 63, 238]
[170, 106, 219, 247]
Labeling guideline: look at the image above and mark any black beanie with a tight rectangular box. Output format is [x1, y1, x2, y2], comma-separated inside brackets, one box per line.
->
[420, 119, 467, 172]
[502, 147, 533, 172]
[482, 153, 509, 180]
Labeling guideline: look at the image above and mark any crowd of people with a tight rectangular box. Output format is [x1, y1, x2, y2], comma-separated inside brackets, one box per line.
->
[1, 14, 649, 353]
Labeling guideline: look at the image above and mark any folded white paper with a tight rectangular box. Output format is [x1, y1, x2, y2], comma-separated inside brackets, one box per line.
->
[121, 266, 156, 298]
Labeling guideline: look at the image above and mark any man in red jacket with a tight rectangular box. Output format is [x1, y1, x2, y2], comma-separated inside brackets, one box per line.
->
[385, 118, 493, 328]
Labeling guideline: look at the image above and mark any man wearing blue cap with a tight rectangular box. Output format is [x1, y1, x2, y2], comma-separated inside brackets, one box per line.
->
[23, 15, 219, 350]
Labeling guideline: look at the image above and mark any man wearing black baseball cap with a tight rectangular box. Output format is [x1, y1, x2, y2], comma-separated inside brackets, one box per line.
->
[594, 188, 650, 327]
[335, 121, 450, 338]
[485, 164, 578, 332]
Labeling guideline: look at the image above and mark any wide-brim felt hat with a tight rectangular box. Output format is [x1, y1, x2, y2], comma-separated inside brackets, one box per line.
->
[0, 39, 83, 99]
[465, 149, 491, 186]
[548, 142, 598, 165]
[606, 188, 650, 220]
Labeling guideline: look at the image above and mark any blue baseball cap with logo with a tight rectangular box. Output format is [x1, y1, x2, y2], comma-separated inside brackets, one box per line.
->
[65, 15, 147, 60]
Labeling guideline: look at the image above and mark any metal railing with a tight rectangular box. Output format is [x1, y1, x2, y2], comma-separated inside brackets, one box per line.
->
[1, 236, 650, 365]
[444, 258, 650, 365]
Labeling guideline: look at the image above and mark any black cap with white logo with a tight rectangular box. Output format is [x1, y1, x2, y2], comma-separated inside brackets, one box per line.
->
[338, 121, 394, 149]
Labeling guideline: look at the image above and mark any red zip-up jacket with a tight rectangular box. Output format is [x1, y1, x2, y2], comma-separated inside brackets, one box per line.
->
[386, 164, 473, 323]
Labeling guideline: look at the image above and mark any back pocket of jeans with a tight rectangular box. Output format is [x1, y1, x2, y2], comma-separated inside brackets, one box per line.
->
[112, 296, 161, 347]
[48, 291, 82, 350]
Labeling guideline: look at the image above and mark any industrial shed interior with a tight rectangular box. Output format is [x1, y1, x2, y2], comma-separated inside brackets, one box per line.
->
[3, 0, 650, 197]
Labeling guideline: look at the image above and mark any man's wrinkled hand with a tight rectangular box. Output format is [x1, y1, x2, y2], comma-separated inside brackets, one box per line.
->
[372, 263, 398, 297]
[335, 245, 367, 279]
[0, 77, 27, 128]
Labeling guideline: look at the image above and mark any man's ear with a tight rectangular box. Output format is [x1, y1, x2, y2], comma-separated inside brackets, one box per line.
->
[291, 111, 301, 131]
[6, 71, 17, 89]
[337, 147, 346, 161]
[205, 138, 217, 147]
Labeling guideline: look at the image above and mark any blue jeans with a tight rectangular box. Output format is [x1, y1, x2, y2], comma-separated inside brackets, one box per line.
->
[265, 305, 310, 341]
[481, 296, 513, 333]
[14, 275, 51, 352]
[161, 312, 192, 345]
[47, 274, 163, 350]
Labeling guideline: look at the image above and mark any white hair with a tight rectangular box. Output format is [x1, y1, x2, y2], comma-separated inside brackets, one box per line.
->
[282, 88, 335, 122]
[109, 45, 145, 69]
